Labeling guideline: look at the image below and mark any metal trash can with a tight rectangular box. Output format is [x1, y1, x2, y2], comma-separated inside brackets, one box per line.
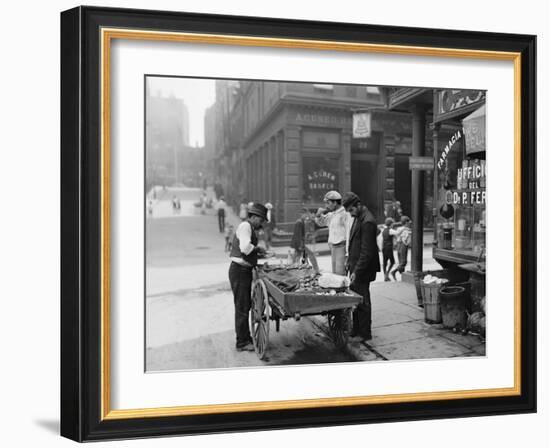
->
[439, 286, 467, 329]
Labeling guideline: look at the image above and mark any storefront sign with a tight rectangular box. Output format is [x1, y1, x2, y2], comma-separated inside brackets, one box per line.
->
[445, 159, 486, 205]
[302, 156, 340, 203]
[409, 156, 434, 170]
[307, 169, 337, 191]
[437, 130, 462, 169]
[463, 105, 486, 154]
[352, 112, 371, 138]
[457, 161, 486, 189]
[434, 90, 485, 122]
[295, 112, 351, 126]
[445, 189, 486, 206]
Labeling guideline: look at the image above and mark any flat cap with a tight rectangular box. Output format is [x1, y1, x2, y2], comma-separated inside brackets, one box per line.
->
[323, 190, 342, 201]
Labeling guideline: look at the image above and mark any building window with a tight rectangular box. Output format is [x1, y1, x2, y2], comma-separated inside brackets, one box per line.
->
[345, 85, 357, 97]
[366, 86, 382, 101]
[303, 130, 340, 149]
[313, 83, 334, 93]
[302, 156, 340, 204]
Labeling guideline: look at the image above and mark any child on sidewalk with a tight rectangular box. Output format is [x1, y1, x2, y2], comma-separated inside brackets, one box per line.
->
[391, 216, 412, 280]
[381, 217, 398, 281]
[224, 224, 235, 253]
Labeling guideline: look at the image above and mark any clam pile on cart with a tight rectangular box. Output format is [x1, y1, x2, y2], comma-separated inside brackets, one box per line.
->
[249, 263, 362, 360]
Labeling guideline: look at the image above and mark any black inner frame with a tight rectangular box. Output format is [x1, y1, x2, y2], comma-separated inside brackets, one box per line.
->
[61, 6, 536, 442]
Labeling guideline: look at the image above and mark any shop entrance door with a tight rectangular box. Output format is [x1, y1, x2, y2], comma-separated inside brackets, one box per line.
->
[351, 157, 380, 221]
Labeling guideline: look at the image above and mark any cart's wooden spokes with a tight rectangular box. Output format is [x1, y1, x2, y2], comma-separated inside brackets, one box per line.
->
[250, 278, 270, 360]
[328, 308, 351, 349]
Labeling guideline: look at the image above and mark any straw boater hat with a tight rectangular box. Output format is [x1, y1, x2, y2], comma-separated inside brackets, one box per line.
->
[248, 203, 268, 221]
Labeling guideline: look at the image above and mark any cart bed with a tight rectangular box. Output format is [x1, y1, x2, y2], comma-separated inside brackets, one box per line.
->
[263, 277, 361, 316]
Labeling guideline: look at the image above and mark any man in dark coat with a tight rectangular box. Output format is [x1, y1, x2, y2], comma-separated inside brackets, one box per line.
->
[342, 192, 381, 340]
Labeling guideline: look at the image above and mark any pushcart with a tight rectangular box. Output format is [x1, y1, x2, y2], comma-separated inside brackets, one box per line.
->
[249, 266, 362, 360]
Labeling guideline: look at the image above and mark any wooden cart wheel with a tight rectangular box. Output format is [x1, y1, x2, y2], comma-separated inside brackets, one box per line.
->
[250, 278, 270, 360]
[328, 309, 351, 349]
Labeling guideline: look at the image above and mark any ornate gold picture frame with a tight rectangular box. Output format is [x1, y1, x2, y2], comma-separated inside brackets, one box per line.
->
[61, 6, 536, 441]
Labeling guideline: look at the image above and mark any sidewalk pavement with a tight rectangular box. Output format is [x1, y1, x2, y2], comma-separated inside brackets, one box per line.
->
[310, 280, 485, 362]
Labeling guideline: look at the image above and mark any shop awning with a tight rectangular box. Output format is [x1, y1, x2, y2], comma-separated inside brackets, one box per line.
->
[462, 104, 486, 155]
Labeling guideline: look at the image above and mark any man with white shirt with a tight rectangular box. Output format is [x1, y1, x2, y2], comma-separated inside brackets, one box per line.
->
[228, 203, 267, 352]
[315, 190, 351, 275]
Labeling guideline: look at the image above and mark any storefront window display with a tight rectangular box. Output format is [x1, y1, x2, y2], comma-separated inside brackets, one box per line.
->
[434, 94, 486, 265]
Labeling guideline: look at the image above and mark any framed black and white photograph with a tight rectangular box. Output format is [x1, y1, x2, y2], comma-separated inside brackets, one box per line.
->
[60, 6, 536, 442]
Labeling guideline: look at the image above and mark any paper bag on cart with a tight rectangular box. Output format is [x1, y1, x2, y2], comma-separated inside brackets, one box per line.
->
[318, 273, 350, 289]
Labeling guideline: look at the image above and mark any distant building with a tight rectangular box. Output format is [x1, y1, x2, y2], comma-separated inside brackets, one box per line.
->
[145, 90, 191, 187]
[212, 80, 240, 192]
[203, 103, 217, 185]
[176, 145, 206, 188]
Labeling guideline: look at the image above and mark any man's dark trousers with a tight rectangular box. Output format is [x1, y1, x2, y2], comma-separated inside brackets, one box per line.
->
[228, 262, 253, 347]
[351, 280, 371, 338]
[218, 210, 225, 232]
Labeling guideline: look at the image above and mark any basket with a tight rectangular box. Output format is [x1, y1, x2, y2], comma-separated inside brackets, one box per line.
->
[418, 269, 453, 324]
[421, 282, 442, 324]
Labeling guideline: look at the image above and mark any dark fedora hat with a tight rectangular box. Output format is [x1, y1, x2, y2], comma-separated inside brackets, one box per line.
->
[248, 202, 268, 221]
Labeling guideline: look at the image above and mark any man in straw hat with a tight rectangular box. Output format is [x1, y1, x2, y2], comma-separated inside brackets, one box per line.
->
[342, 192, 380, 340]
[228, 202, 268, 352]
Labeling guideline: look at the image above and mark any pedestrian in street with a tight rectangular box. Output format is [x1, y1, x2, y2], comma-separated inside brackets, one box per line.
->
[290, 208, 320, 273]
[147, 200, 153, 217]
[172, 195, 178, 214]
[385, 199, 402, 222]
[228, 203, 268, 352]
[315, 190, 351, 275]
[224, 224, 234, 252]
[381, 217, 398, 281]
[263, 202, 276, 250]
[343, 192, 381, 340]
[214, 181, 224, 200]
[200, 191, 207, 215]
[217, 196, 227, 233]
[391, 216, 412, 280]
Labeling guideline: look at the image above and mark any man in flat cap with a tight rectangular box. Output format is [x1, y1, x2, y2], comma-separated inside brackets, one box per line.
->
[342, 192, 381, 340]
[228, 202, 267, 351]
[315, 190, 351, 275]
